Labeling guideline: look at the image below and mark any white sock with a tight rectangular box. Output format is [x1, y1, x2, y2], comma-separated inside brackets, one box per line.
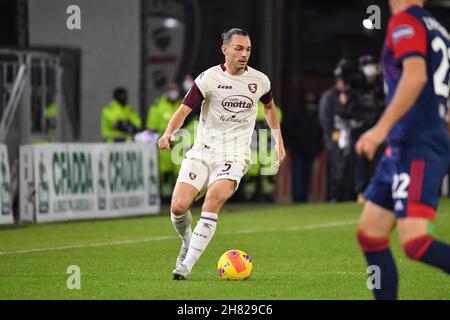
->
[183, 212, 218, 272]
[171, 210, 192, 248]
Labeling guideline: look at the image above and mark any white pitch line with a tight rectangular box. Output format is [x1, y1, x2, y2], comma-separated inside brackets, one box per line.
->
[0, 235, 175, 256]
[0, 219, 359, 256]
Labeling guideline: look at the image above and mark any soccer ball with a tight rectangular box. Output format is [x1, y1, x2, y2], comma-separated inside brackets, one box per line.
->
[217, 249, 253, 280]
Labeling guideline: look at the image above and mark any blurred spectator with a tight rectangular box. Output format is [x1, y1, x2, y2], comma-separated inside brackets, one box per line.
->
[242, 101, 283, 202]
[101, 87, 142, 143]
[182, 74, 195, 96]
[146, 82, 183, 200]
[43, 100, 57, 142]
[34, 99, 58, 144]
[182, 74, 201, 125]
[284, 90, 323, 202]
[337, 55, 386, 203]
[319, 59, 355, 202]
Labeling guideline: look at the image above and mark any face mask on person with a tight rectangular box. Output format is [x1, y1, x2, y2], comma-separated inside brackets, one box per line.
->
[362, 64, 378, 77]
[116, 94, 127, 106]
[183, 79, 194, 93]
[305, 103, 317, 112]
[167, 89, 180, 101]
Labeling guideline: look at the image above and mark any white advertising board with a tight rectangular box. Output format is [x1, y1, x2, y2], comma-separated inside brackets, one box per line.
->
[20, 142, 160, 223]
[0, 145, 13, 225]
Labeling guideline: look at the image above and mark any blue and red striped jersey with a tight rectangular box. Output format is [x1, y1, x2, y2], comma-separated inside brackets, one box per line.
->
[381, 5, 450, 154]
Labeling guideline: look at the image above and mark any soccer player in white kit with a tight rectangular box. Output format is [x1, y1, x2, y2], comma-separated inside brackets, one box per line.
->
[158, 28, 286, 280]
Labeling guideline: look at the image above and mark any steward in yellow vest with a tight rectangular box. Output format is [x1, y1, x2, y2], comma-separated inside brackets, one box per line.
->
[101, 87, 142, 143]
[146, 82, 183, 199]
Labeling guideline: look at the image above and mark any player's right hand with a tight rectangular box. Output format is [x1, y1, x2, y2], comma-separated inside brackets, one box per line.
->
[355, 125, 386, 161]
[272, 142, 286, 167]
[157, 133, 174, 150]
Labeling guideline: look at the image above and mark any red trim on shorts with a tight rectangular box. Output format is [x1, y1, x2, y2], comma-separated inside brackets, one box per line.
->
[407, 202, 436, 221]
[357, 230, 390, 252]
[406, 159, 434, 220]
[408, 160, 424, 203]
[409, 161, 416, 201]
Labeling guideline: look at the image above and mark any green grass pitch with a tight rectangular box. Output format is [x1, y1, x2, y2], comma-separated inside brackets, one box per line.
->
[0, 199, 449, 300]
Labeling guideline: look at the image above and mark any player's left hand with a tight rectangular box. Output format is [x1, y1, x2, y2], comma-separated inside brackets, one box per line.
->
[355, 126, 386, 160]
[273, 142, 286, 167]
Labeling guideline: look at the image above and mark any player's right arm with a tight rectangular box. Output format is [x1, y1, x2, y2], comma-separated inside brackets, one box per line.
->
[356, 11, 428, 160]
[158, 104, 192, 150]
[371, 57, 427, 136]
[356, 56, 427, 160]
[158, 75, 206, 150]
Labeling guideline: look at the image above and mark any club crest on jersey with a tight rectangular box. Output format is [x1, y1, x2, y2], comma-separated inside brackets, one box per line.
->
[189, 172, 197, 180]
[248, 83, 257, 93]
[392, 24, 415, 43]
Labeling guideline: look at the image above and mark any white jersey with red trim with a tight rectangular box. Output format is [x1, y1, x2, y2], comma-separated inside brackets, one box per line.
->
[186, 64, 271, 163]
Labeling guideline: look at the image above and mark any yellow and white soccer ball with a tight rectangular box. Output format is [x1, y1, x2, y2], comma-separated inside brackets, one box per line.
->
[217, 249, 253, 281]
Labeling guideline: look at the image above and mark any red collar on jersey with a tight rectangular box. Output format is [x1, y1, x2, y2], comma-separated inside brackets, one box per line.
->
[220, 63, 248, 72]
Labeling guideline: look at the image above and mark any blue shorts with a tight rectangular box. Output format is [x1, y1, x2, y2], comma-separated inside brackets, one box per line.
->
[364, 145, 449, 221]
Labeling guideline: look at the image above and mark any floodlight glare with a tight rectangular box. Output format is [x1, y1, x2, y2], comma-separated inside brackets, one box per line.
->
[363, 19, 373, 29]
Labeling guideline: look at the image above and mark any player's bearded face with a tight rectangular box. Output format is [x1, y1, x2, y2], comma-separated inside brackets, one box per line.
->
[223, 35, 251, 70]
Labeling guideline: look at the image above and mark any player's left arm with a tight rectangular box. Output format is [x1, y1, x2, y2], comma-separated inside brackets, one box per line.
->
[356, 56, 427, 160]
[263, 99, 286, 166]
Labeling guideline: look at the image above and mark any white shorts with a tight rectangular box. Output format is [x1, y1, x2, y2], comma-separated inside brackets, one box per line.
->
[176, 156, 251, 200]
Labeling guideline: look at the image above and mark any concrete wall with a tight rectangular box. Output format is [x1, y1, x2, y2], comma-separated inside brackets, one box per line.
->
[28, 0, 141, 142]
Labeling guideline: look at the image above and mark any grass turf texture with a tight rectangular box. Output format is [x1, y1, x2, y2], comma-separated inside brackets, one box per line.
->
[0, 200, 449, 300]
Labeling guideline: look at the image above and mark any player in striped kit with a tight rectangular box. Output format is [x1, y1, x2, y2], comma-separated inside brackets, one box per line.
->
[356, 0, 450, 299]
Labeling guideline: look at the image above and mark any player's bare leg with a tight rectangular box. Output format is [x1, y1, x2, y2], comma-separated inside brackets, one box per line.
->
[397, 216, 450, 275]
[201, 179, 236, 213]
[358, 201, 396, 238]
[397, 217, 428, 245]
[171, 181, 199, 215]
[170, 182, 199, 269]
[173, 179, 236, 280]
[356, 201, 398, 299]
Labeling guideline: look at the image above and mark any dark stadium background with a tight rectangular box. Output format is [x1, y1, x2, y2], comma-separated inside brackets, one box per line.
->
[2, 0, 449, 113]
[1, 0, 450, 205]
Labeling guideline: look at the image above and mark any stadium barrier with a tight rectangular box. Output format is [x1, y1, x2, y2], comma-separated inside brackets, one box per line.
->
[19, 142, 160, 223]
[0, 144, 13, 225]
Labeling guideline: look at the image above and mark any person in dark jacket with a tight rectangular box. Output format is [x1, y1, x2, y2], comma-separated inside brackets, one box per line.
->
[319, 61, 355, 202]
[284, 90, 323, 202]
[337, 55, 386, 203]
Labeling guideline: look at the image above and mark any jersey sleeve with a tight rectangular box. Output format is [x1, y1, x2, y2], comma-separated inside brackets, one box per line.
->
[259, 76, 273, 104]
[182, 70, 208, 109]
[182, 83, 204, 109]
[387, 12, 427, 63]
[193, 71, 209, 98]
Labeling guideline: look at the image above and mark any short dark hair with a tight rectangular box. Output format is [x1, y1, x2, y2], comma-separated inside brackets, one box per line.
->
[221, 28, 249, 45]
[113, 87, 127, 99]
